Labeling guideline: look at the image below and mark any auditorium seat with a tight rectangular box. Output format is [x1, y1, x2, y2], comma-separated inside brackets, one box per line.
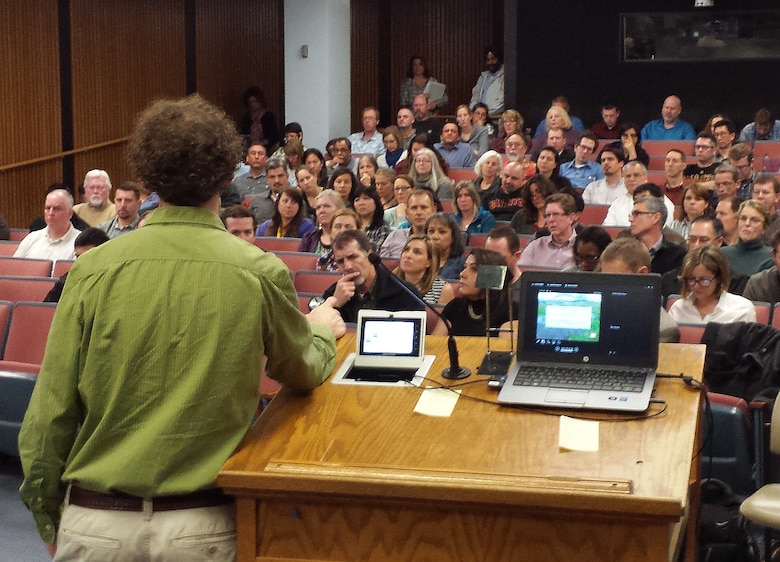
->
[773, 303, 780, 329]
[468, 233, 488, 248]
[754, 141, 780, 159]
[0, 300, 12, 357]
[52, 260, 75, 277]
[382, 257, 399, 271]
[0, 242, 20, 257]
[297, 292, 320, 313]
[293, 270, 340, 294]
[0, 257, 53, 277]
[754, 301, 771, 325]
[440, 200, 453, 213]
[8, 229, 29, 242]
[447, 168, 477, 183]
[0, 371, 37, 456]
[0, 276, 56, 303]
[254, 237, 303, 252]
[579, 205, 609, 226]
[275, 251, 319, 274]
[677, 323, 705, 344]
[642, 140, 694, 158]
[0, 302, 57, 374]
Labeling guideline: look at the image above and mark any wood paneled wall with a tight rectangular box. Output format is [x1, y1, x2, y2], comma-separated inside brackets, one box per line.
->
[0, 0, 63, 228]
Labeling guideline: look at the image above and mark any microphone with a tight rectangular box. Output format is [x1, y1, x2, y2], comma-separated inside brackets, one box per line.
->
[368, 253, 471, 380]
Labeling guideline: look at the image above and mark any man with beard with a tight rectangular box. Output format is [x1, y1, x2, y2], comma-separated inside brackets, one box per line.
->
[98, 182, 141, 238]
[469, 46, 505, 116]
[72, 169, 117, 226]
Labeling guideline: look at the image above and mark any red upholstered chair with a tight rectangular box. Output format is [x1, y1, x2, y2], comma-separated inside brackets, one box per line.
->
[579, 205, 609, 226]
[0, 301, 57, 375]
[0, 276, 56, 303]
[254, 237, 304, 252]
[0, 257, 53, 277]
[52, 260, 75, 277]
[275, 252, 319, 275]
[293, 270, 341, 294]
[0, 242, 21, 257]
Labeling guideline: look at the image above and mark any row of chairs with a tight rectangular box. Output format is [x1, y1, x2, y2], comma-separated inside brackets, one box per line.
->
[0, 256, 74, 278]
[0, 301, 57, 456]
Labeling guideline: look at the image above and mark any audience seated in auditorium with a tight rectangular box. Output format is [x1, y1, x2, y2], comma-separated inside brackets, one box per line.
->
[569, 225, 612, 272]
[505, 134, 536, 178]
[249, 157, 288, 224]
[384, 175, 414, 229]
[713, 163, 740, 205]
[662, 149, 688, 220]
[435, 121, 476, 169]
[255, 187, 315, 238]
[357, 155, 379, 188]
[629, 195, 685, 275]
[452, 181, 496, 236]
[721, 199, 774, 278]
[392, 234, 454, 306]
[296, 165, 323, 219]
[605, 164, 668, 227]
[15, 189, 81, 260]
[231, 143, 269, 200]
[510, 174, 556, 235]
[670, 183, 712, 240]
[712, 119, 737, 163]
[582, 146, 626, 205]
[396, 107, 417, 151]
[220, 205, 258, 244]
[239, 85, 280, 151]
[380, 189, 436, 257]
[432, 248, 510, 337]
[44, 228, 110, 303]
[591, 102, 622, 140]
[490, 109, 523, 155]
[377, 126, 407, 169]
[374, 168, 397, 211]
[455, 104, 489, 159]
[348, 107, 385, 157]
[609, 123, 650, 167]
[518, 193, 578, 270]
[534, 146, 573, 192]
[425, 212, 466, 280]
[73, 169, 117, 227]
[684, 132, 718, 187]
[669, 245, 756, 326]
[533, 126, 575, 163]
[739, 108, 780, 143]
[469, 46, 504, 116]
[400, 55, 448, 110]
[299, 189, 345, 270]
[351, 185, 390, 251]
[408, 148, 453, 200]
[98, 182, 141, 239]
[640, 95, 695, 141]
[729, 143, 757, 200]
[395, 133, 450, 176]
[323, 229, 424, 323]
[744, 230, 780, 305]
[412, 94, 442, 141]
[327, 168, 358, 205]
[474, 150, 503, 203]
[715, 195, 742, 246]
[29, 184, 90, 233]
[559, 131, 604, 189]
[534, 95, 586, 136]
[599, 237, 680, 343]
[482, 160, 525, 222]
[752, 173, 780, 242]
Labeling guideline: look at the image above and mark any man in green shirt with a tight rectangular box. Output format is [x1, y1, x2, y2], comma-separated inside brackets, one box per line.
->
[19, 95, 345, 560]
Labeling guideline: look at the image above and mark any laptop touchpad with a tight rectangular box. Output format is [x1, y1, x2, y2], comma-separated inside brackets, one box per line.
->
[546, 389, 588, 404]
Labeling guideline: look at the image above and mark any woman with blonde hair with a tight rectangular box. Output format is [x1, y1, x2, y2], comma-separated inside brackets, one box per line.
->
[392, 234, 454, 305]
[298, 189, 345, 269]
[377, 126, 407, 169]
[669, 245, 755, 325]
[490, 109, 524, 154]
[532, 105, 579, 154]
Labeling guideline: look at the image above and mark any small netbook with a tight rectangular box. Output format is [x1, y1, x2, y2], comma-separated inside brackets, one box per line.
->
[331, 310, 434, 386]
[498, 271, 662, 412]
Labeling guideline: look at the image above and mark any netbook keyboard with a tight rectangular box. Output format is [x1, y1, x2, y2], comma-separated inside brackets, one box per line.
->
[513, 364, 646, 393]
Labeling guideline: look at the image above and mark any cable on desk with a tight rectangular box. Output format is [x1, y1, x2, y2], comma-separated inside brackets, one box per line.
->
[658, 372, 713, 470]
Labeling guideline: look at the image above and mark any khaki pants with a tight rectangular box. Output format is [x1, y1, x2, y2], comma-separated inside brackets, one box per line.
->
[54, 502, 236, 561]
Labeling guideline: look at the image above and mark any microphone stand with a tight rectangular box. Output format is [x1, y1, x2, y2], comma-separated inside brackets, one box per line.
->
[368, 253, 471, 380]
[477, 267, 515, 377]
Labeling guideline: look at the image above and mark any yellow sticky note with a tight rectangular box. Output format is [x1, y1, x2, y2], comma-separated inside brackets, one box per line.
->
[413, 387, 460, 417]
[559, 415, 599, 452]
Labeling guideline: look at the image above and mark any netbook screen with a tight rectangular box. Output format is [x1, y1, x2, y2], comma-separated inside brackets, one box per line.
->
[520, 275, 660, 367]
[359, 318, 423, 358]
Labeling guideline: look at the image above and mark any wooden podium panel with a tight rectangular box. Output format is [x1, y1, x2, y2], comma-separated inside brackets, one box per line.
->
[219, 337, 705, 562]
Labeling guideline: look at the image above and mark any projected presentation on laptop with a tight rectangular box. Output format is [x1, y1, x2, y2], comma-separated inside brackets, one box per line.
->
[361, 319, 419, 356]
[536, 291, 601, 343]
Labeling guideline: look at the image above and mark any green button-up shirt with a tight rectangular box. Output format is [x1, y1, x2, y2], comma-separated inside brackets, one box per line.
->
[19, 206, 336, 543]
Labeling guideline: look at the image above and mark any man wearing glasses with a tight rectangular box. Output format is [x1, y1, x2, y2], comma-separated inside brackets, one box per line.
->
[518, 193, 578, 270]
[629, 195, 685, 274]
[712, 119, 738, 163]
[559, 131, 604, 188]
[729, 143, 757, 200]
[684, 132, 719, 186]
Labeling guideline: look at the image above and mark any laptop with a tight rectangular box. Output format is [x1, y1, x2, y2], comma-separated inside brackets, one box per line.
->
[331, 310, 434, 386]
[498, 271, 662, 412]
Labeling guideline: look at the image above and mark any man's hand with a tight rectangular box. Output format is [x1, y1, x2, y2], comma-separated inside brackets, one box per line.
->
[332, 271, 359, 307]
[306, 297, 346, 339]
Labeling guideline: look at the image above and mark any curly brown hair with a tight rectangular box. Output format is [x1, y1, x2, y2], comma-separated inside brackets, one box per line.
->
[126, 95, 243, 207]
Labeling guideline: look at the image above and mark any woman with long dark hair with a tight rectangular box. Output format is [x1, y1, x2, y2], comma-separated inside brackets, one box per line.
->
[256, 187, 315, 238]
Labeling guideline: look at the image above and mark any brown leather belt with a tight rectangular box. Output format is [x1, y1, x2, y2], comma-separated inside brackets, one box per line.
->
[69, 485, 233, 512]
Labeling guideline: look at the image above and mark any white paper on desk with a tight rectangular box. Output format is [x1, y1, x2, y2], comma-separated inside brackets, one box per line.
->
[414, 387, 460, 417]
[559, 415, 599, 452]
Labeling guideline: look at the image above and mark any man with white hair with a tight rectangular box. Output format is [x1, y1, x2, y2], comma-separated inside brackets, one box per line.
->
[15, 189, 81, 260]
[73, 169, 117, 227]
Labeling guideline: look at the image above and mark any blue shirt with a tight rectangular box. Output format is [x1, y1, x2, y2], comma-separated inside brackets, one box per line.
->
[641, 119, 696, 141]
[739, 121, 780, 143]
[559, 160, 605, 188]
[434, 141, 476, 169]
[534, 116, 586, 137]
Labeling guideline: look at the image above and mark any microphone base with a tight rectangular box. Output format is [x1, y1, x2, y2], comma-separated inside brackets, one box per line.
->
[477, 351, 515, 377]
[442, 366, 471, 380]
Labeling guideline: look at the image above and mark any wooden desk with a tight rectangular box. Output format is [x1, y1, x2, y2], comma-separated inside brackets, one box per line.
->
[218, 336, 705, 562]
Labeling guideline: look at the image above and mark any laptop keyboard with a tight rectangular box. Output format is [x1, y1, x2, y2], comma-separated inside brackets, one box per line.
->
[512, 364, 646, 393]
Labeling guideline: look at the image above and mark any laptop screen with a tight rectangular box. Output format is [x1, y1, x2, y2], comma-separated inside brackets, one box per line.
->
[519, 272, 661, 368]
